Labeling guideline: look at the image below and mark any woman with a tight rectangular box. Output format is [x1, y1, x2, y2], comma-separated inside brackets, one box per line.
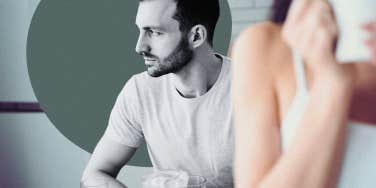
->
[232, 0, 376, 187]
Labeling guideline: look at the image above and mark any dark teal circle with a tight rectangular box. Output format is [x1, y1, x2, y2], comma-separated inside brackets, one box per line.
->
[27, 0, 232, 167]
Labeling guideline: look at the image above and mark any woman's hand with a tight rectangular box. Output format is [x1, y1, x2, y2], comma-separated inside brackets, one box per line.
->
[282, 0, 354, 82]
[363, 21, 376, 64]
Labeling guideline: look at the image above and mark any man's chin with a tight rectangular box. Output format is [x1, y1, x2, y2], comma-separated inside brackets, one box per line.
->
[146, 68, 166, 77]
[147, 72, 162, 77]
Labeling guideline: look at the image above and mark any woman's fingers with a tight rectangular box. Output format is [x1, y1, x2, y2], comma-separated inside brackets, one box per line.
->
[286, 0, 313, 23]
[362, 21, 376, 31]
[365, 35, 376, 64]
[363, 21, 376, 64]
[283, 0, 338, 65]
[287, 0, 330, 23]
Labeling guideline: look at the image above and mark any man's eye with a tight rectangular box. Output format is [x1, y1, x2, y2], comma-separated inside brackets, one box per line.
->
[147, 30, 162, 36]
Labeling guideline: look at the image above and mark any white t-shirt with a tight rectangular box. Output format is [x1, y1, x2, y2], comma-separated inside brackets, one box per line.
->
[104, 54, 233, 188]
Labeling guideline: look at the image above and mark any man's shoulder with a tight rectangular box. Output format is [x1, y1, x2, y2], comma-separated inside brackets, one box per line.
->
[130, 71, 150, 84]
[216, 53, 232, 78]
[117, 71, 169, 106]
[122, 71, 170, 98]
[130, 71, 169, 87]
[216, 53, 231, 63]
[215, 53, 231, 71]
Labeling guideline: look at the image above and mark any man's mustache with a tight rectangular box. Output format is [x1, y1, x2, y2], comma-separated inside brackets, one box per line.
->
[139, 51, 158, 59]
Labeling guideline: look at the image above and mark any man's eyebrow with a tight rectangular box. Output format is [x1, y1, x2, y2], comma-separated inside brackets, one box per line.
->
[135, 23, 165, 31]
[143, 26, 164, 31]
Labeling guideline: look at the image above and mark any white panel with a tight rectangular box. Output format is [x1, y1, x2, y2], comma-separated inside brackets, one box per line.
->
[28, 0, 41, 20]
[232, 7, 270, 22]
[229, 0, 272, 40]
[0, 0, 37, 101]
[228, 0, 254, 8]
[254, 0, 274, 7]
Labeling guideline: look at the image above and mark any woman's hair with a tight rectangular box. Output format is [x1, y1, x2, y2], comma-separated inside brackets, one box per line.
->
[269, 0, 293, 24]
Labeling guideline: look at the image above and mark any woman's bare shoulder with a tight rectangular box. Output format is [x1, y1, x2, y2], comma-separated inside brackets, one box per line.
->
[232, 21, 291, 75]
[233, 21, 280, 49]
[231, 21, 295, 121]
[239, 21, 281, 37]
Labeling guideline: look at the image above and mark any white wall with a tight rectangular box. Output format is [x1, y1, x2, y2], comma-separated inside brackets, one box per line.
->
[230, 0, 273, 39]
[0, 0, 36, 101]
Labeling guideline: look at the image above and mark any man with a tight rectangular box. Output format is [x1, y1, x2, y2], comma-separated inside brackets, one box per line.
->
[81, 0, 233, 187]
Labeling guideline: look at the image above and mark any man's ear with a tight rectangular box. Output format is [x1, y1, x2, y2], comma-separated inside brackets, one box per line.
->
[189, 25, 207, 48]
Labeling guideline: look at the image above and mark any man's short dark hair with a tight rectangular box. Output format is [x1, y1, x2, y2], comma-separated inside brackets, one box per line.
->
[139, 0, 220, 46]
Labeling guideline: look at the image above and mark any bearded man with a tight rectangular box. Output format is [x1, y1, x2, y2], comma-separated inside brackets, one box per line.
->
[81, 0, 233, 187]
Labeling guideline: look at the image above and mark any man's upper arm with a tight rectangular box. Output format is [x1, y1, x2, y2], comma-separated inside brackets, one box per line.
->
[105, 76, 144, 148]
[82, 76, 143, 179]
[82, 136, 137, 179]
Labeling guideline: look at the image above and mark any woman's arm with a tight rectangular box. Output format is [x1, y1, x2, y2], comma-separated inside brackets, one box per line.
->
[232, 24, 282, 188]
[232, 24, 353, 188]
[232, 1, 355, 187]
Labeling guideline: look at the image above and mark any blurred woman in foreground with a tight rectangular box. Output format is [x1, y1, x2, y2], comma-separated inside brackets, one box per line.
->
[232, 0, 376, 187]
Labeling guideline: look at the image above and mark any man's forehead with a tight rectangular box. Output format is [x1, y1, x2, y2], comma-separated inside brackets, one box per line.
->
[136, 0, 178, 28]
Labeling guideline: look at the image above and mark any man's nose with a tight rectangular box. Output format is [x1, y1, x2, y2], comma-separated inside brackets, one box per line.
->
[135, 34, 150, 54]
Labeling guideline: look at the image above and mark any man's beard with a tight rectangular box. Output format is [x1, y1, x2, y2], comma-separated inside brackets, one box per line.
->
[145, 36, 193, 77]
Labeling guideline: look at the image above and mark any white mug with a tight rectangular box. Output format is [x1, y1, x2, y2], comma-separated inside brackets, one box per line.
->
[329, 0, 376, 63]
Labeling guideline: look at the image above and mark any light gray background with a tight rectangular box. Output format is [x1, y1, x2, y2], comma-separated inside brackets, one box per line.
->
[0, 0, 271, 187]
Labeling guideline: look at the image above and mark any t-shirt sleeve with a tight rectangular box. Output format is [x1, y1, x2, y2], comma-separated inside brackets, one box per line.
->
[103, 76, 144, 148]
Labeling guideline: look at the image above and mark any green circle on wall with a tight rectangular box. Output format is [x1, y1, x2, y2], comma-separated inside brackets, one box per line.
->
[27, 0, 232, 167]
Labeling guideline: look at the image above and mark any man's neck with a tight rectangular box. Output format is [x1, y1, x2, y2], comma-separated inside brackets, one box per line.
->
[171, 48, 223, 98]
